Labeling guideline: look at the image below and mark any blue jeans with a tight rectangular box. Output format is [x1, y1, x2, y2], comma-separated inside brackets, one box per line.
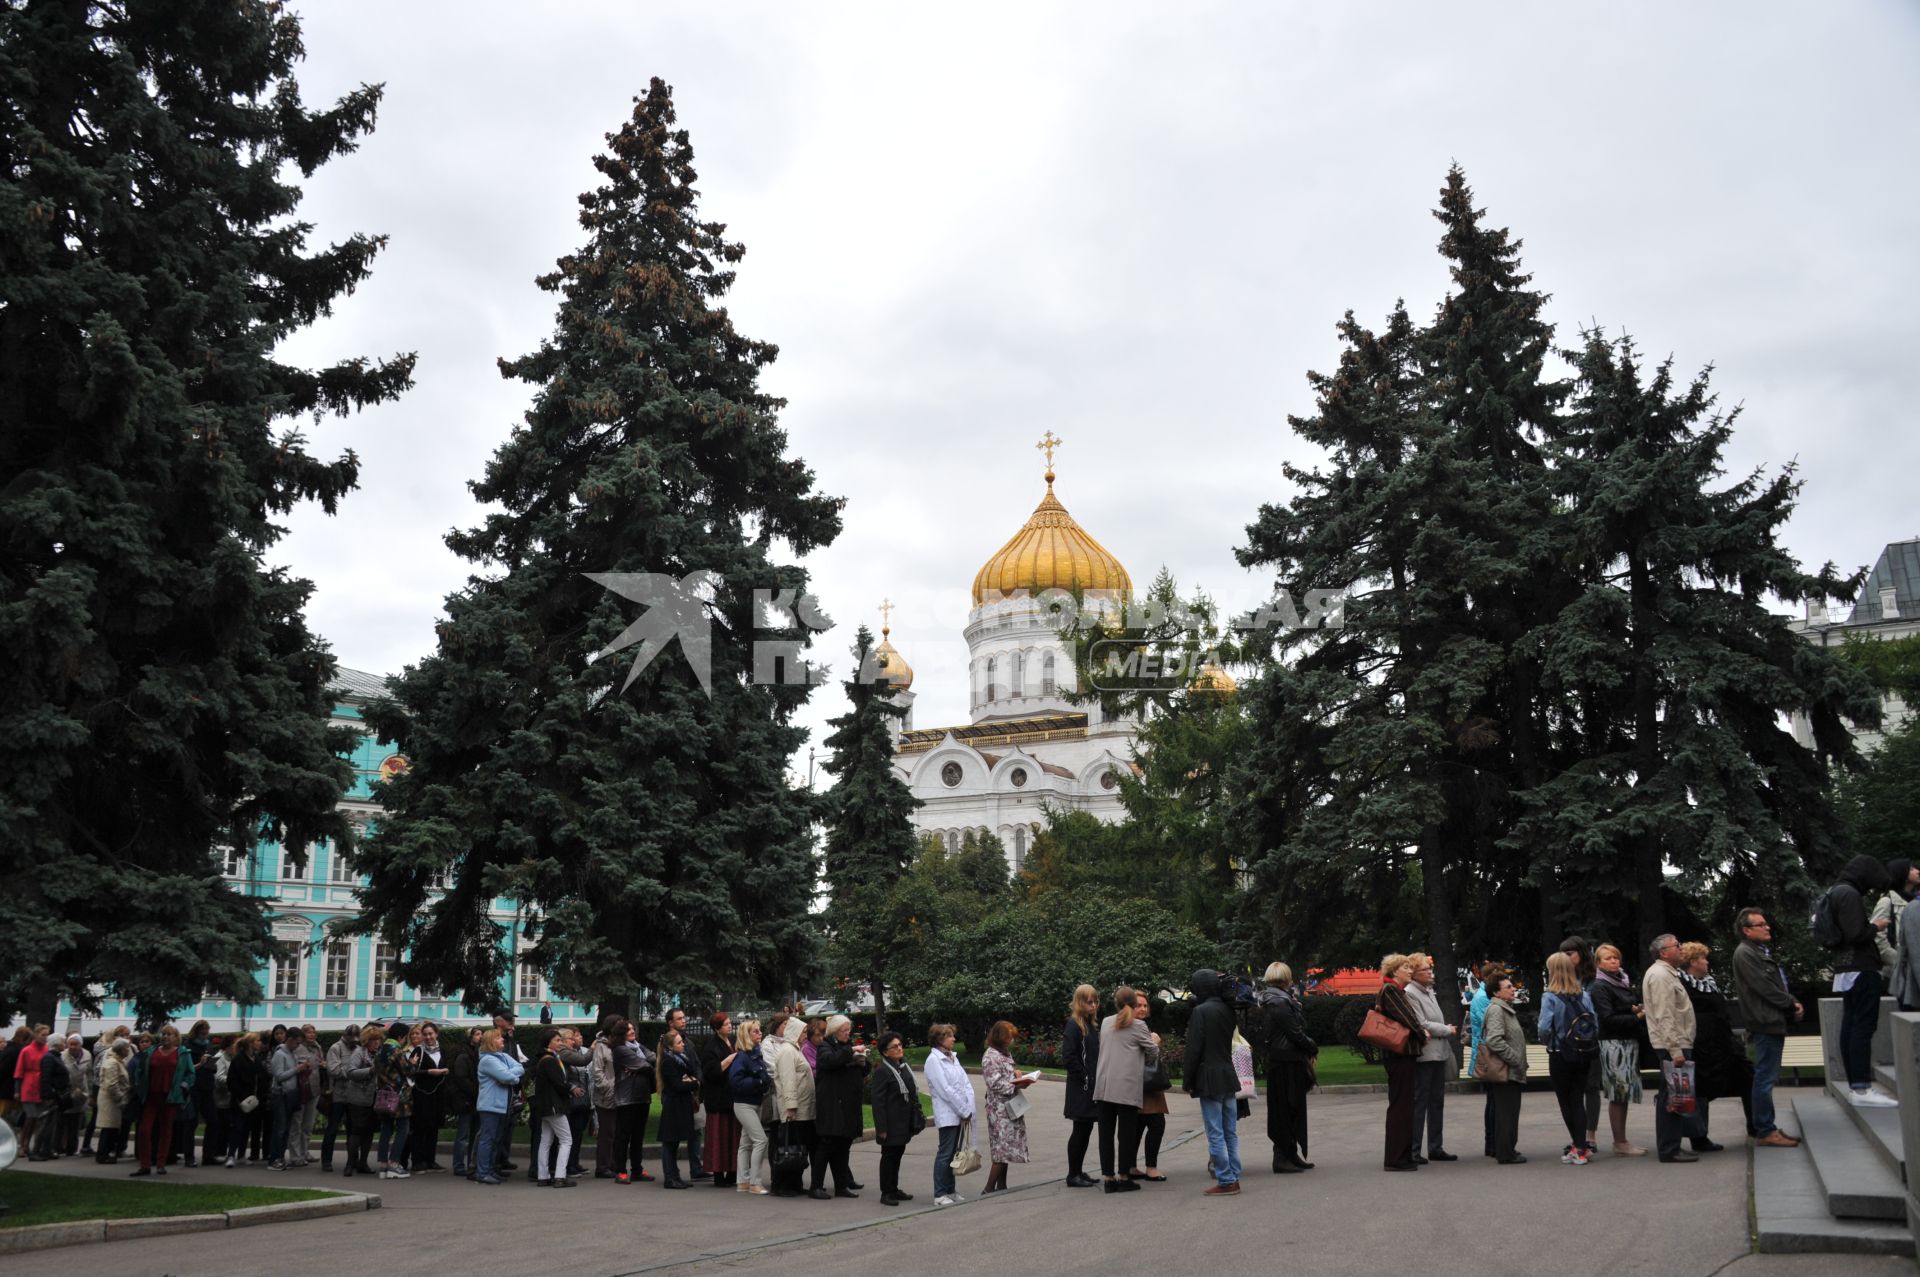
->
[934, 1124, 960, 1198]
[376, 1113, 409, 1164]
[453, 1112, 475, 1174]
[269, 1091, 293, 1162]
[1199, 1096, 1241, 1186]
[1842, 970, 1884, 1090]
[474, 1111, 507, 1181]
[1750, 1033, 1784, 1136]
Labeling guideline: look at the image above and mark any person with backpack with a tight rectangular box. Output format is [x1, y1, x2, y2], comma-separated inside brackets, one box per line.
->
[1405, 953, 1461, 1165]
[1821, 855, 1898, 1106]
[1538, 952, 1599, 1165]
[1872, 858, 1917, 982]
[726, 1018, 772, 1194]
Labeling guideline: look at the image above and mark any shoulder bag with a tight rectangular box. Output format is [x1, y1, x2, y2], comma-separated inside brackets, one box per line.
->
[1474, 1040, 1510, 1084]
[1357, 1007, 1411, 1056]
[949, 1119, 982, 1176]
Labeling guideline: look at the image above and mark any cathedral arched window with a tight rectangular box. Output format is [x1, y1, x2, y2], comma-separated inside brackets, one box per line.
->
[1041, 651, 1056, 695]
[985, 656, 997, 703]
[1011, 652, 1025, 698]
[1013, 824, 1027, 870]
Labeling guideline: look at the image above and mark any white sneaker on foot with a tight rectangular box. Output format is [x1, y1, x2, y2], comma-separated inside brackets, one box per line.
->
[934, 1194, 957, 1206]
[1850, 1088, 1900, 1108]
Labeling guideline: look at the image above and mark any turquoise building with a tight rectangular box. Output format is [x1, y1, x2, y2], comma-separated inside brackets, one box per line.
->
[58, 667, 593, 1033]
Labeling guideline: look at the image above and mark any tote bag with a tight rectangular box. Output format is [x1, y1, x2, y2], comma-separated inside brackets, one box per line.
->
[1357, 1008, 1411, 1056]
[1231, 1029, 1257, 1100]
[949, 1119, 982, 1176]
[1473, 1040, 1509, 1085]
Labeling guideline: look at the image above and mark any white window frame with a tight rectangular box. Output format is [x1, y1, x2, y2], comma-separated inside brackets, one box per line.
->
[222, 847, 247, 878]
[1041, 651, 1056, 695]
[517, 961, 544, 1002]
[281, 849, 306, 882]
[427, 866, 449, 891]
[322, 940, 352, 999]
[330, 843, 358, 884]
[271, 942, 303, 999]
[372, 942, 399, 1000]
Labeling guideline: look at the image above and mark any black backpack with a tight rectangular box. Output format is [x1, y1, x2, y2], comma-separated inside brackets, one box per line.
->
[1810, 887, 1845, 949]
[1560, 996, 1600, 1061]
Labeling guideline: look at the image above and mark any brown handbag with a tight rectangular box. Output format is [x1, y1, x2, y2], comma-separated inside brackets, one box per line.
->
[1475, 1040, 1510, 1084]
[1357, 1008, 1411, 1056]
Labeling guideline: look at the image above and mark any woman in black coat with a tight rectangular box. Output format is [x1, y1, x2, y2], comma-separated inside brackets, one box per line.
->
[654, 1029, 700, 1189]
[811, 1015, 869, 1199]
[698, 1014, 741, 1188]
[868, 1031, 922, 1207]
[1679, 942, 1752, 1152]
[1061, 983, 1101, 1188]
[1256, 963, 1317, 1172]
[225, 1035, 264, 1168]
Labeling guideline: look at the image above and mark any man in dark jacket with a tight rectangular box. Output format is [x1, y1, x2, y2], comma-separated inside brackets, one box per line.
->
[1732, 908, 1803, 1147]
[1184, 969, 1242, 1196]
[32, 1037, 72, 1160]
[1828, 855, 1898, 1106]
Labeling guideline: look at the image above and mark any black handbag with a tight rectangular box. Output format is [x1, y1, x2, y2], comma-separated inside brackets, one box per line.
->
[769, 1124, 809, 1193]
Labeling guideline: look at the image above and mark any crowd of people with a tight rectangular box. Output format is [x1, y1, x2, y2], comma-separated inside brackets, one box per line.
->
[5, 868, 1903, 1196]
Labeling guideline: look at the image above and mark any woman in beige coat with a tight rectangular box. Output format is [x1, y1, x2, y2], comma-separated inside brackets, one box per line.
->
[93, 1041, 133, 1164]
[1481, 974, 1529, 1165]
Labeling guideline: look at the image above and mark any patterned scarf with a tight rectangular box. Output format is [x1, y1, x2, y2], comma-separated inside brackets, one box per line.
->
[1680, 970, 1720, 995]
[1593, 967, 1631, 991]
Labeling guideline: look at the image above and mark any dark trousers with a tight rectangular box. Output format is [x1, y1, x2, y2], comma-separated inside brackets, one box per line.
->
[173, 1106, 198, 1163]
[614, 1101, 648, 1175]
[346, 1103, 375, 1171]
[1488, 1082, 1522, 1160]
[1841, 970, 1885, 1089]
[218, 1108, 249, 1160]
[809, 1132, 849, 1188]
[879, 1142, 905, 1196]
[409, 1090, 443, 1168]
[594, 1106, 618, 1175]
[320, 1100, 349, 1167]
[1653, 1064, 1686, 1160]
[1140, 1111, 1165, 1166]
[1066, 1116, 1095, 1177]
[1411, 1059, 1447, 1156]
[1548, 1053, 1594, 1149]
[1267, 1059, 1311, 1165]
[1483, 1088, 1495, 1156]
[1095, 1100, 1141, 1177]
[567, 1108, 589, 1172]
[1382, 1054, 1416, 1168]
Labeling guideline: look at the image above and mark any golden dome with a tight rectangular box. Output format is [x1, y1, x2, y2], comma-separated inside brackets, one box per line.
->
[971, 465, 1132, 605]
[873, 627, 913, 690]
[1190, 660, 1238, 696]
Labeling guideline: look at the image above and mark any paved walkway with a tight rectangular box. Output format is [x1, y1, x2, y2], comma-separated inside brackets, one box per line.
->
[1, 1081, 1907, 1276]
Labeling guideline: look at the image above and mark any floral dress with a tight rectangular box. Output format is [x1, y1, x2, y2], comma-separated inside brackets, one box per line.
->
[981, 1047, 1029, 1164]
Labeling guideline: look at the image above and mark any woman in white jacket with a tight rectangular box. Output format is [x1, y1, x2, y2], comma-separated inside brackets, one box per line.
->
[922, 1024, 975, 1207]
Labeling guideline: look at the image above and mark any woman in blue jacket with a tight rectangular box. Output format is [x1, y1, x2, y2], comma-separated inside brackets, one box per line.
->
[1539, 952, 1599, 1165]
[726, 1019, 772, 1194]
[474, 1027, 526, 1187]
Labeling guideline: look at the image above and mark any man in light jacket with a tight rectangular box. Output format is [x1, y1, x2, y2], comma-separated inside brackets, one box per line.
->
[1731, 908, 1802, 1149]
[1642, 934, 1697, 1163]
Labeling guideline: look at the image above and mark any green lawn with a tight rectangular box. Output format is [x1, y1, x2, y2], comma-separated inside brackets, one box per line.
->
[0, 1171, 336, 1230]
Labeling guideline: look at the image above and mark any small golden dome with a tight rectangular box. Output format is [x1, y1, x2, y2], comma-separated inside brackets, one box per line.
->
[971, 468, 1132, 605]
[1190, 660, 1237, 696]
[874, 628, 913, 690]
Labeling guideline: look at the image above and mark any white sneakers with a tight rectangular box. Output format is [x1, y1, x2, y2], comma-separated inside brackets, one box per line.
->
[934, 1193, 964, 1206]
[1850, 1087, 1900, 1108]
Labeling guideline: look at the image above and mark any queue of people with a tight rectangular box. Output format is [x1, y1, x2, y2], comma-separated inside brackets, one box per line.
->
[4, 903, 1852, 1196]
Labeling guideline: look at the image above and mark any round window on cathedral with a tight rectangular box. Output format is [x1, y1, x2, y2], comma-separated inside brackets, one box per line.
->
[941, 762, 963, 788]
[1009, 767, 1028, 788]
[1100, 769, 1118, 790]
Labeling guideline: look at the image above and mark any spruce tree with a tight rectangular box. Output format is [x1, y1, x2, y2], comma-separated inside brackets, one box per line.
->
[352, 80, 841, 1014]
[0, 1, 413, 1024]
[819, 627, 921, 1033]
[1522, 333, 1880, 947]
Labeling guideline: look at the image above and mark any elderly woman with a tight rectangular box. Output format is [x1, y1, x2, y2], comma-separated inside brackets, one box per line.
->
[1405, 953, 1460, 1164]
[768, 1014, 818, 1197]
[129, 1024, 192, 1176]
[654, 1027, 699, 1189]
[868, 1031, 922, 1206]
[981, 1020, 1035, 1193]
[1482, 973, 1529, 1163]
[812, 1015, 869, 1199]
[94, 1040, 133, 1163]
[59, 1035, 92, 1155]
[339, 1024, 383, 1179]
[1373, 954, 1430, 1172]
[1678, 941, 1752, 1153]
[1092, 984, 1160, 1193]
[1257, 963, 1317, 1173]
[1589, 943, 1648, 1156]
[922, 1022, 976, 1206]
[700, 1012, 742, 1188]
[320, 1022, 360, 1174]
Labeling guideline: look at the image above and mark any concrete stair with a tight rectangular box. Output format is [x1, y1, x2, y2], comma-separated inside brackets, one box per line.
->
[1793, 1094, 1906, 1220]
[1754, 1131, 1916, 1256]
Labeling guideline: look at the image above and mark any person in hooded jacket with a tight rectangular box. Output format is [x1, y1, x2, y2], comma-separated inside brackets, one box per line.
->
[1873, 858, 1917, 982]
[1256, 963, 1316, 1173]
[1828, 854, 1898, 1105]
[1061, 983, 1102, 1188]
[1185, 968, 1243, 1196]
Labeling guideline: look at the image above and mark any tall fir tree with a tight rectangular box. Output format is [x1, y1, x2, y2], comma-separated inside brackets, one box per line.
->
[1521, 333, 1879, 947]
[0, 0, 413, 1025]
[819, 626, 921, 1033]
[352, 80, 841, 1015]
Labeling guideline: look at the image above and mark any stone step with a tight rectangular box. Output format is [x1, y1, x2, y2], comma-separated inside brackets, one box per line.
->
[1828, 1083, 1908, 1181]
[1793, 1094, 1908, 1220]
[1875, 1060, 1898, 1093]
[1753, 1126, 1916, 1256]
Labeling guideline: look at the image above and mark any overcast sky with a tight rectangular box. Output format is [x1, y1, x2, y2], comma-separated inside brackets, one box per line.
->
[271, 1, 1920, 763]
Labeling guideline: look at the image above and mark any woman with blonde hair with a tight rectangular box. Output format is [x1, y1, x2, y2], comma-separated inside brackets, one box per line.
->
[128, 1024, 192, 1176]
[1538, 951, 1599, 1164]
[93, 1040, 133, 1164]
[1373, 954, 1428, 1172]
[1589, 942, 1649, 1156]
[1061, 983, 1101, 1187]
[1256, 962, 1316, 1172]
[1092, 984, 1159, 1192]
[726, 1019, 772, 1194]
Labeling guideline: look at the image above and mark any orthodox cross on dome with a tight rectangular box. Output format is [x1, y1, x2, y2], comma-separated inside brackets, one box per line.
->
[1036, 430, 1062, 485]
[878, 597, 894, 638]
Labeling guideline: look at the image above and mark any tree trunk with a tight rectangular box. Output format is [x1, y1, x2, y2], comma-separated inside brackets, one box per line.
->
[1628, 549, 1666, 954]
[871, 977, 887, 1040]
[1420, 828, 1462, 1038]
[26, 975, 59, 1031]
